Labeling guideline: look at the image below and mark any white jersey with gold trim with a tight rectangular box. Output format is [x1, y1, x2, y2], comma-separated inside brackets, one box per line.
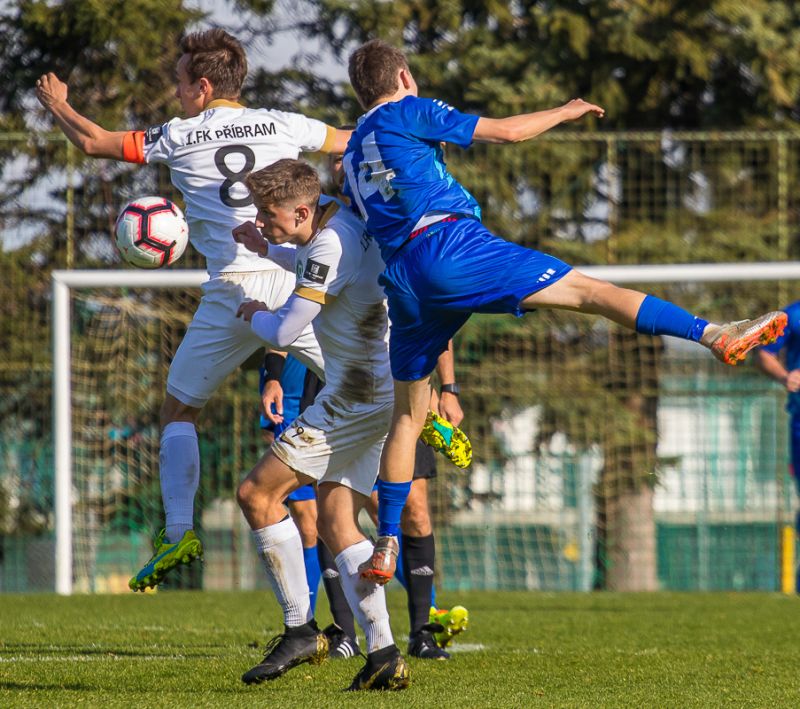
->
[143, 102, 330, 275]
[293, 201, 392, 404]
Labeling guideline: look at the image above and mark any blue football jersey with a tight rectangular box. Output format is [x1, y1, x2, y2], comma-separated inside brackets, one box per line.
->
[762, 301, 800, 413]
[343, 95, 481, 262]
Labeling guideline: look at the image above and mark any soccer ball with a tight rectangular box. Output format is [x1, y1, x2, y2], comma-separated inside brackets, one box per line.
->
[115, 196, 189, 268]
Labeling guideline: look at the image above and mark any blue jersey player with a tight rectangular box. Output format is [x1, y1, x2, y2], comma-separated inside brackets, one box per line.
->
[343, 39, 788, 584]
[757, 301, 800, 591]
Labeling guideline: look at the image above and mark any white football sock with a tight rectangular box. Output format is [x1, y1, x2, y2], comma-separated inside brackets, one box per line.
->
[159, 422, 199, 543]
[252, 517, 312, 627]
[335, 539, 394, 653]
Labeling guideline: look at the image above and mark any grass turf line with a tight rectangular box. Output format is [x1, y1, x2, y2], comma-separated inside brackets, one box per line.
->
[1, 590, 799, 707]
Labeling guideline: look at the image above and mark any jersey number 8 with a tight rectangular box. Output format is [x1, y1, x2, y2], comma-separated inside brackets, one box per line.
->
[214, 145, 255, 208]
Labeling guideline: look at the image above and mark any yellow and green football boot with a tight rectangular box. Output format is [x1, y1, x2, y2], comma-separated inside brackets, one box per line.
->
[429, 605, 469, 649]
[419, 410, 472, 468]
[128, 528, 203, 592]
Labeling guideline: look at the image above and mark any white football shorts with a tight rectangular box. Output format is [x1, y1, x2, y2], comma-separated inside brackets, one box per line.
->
[167, 269, 324, 408]
[271, 393, 394, 497]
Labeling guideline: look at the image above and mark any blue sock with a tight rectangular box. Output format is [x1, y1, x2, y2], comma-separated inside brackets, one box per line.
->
[635, 295, 707, 342]
[302, 545, 321, 613]
[394, 535, 408, 590]
[376, 479, 412, 537]
[430, 584, 437, 608]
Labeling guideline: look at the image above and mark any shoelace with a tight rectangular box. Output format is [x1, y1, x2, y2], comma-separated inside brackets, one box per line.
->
[259, 634, 284, 659]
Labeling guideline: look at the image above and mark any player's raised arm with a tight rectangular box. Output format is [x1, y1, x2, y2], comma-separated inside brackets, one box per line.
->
[35, 73, 132, 160]
[472, 99, 604, 144]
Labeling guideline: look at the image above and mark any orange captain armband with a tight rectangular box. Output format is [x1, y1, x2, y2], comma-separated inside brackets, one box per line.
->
[121, 130, 145, 164]
[319, 125, 337, 154]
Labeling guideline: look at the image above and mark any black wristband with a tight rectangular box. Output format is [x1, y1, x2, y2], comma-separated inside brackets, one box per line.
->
[440, 383, 460, 396]
[262, 352, 286, 382]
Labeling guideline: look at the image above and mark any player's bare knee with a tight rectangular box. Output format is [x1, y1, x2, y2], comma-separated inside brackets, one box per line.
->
[236, 477, 273, 512]
[236, 478, 257, 512]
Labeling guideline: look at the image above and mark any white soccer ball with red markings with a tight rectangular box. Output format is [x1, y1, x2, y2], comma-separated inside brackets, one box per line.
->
[115, 196, 189, 268]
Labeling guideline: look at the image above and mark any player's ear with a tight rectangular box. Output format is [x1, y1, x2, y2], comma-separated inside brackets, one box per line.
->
[399, 68, 414, 91]
[198, 76, 212, 98]
[295, 204, 311, 226]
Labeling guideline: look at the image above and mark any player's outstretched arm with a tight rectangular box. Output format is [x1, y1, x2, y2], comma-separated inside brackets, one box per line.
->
[35, 73, 129, 159]
[472, 99, 604, 144]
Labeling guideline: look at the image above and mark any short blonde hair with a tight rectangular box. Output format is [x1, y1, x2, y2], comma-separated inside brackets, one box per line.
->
[245, 159, 321, 209]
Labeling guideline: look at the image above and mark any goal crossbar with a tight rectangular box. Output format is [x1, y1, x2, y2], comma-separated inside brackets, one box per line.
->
[51, 262, 800, 594]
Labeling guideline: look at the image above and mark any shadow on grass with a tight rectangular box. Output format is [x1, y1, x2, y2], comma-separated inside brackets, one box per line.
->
[0, 643, 219, 659]
[1, 681, 91, 691]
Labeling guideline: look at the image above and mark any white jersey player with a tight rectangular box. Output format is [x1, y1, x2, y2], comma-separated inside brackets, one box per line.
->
[233, 159, 409, 692]
[34, 29, 351, 591]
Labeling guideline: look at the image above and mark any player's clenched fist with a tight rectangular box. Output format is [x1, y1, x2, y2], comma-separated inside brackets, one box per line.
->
[35, 73, 69, 109]
[236, 299, 268, 322]
[232, 221, 268, 257]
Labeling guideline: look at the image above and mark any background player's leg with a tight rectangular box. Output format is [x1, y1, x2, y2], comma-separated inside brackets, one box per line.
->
[401, 478, 450, 659]
[317, 541, 360, 656]
[401, 479, 433, 631]
[287, 496, 321, 613]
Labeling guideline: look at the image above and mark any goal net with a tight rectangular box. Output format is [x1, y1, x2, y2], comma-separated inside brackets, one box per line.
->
[52, 264, 800, 594]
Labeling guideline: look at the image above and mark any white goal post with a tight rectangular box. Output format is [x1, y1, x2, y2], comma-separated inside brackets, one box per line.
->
[51, 262, 800, 595]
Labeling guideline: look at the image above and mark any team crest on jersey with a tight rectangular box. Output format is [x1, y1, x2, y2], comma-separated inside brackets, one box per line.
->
[303, 259, 329, 284]
[144, 125, 164, 145]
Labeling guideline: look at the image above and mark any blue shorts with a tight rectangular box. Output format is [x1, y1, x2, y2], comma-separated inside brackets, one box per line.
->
[287, 483, 317, 502]
[380, 219, 572, 380]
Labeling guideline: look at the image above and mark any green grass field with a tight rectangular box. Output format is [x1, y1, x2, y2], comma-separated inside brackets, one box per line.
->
[2, 590, 799, 707]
